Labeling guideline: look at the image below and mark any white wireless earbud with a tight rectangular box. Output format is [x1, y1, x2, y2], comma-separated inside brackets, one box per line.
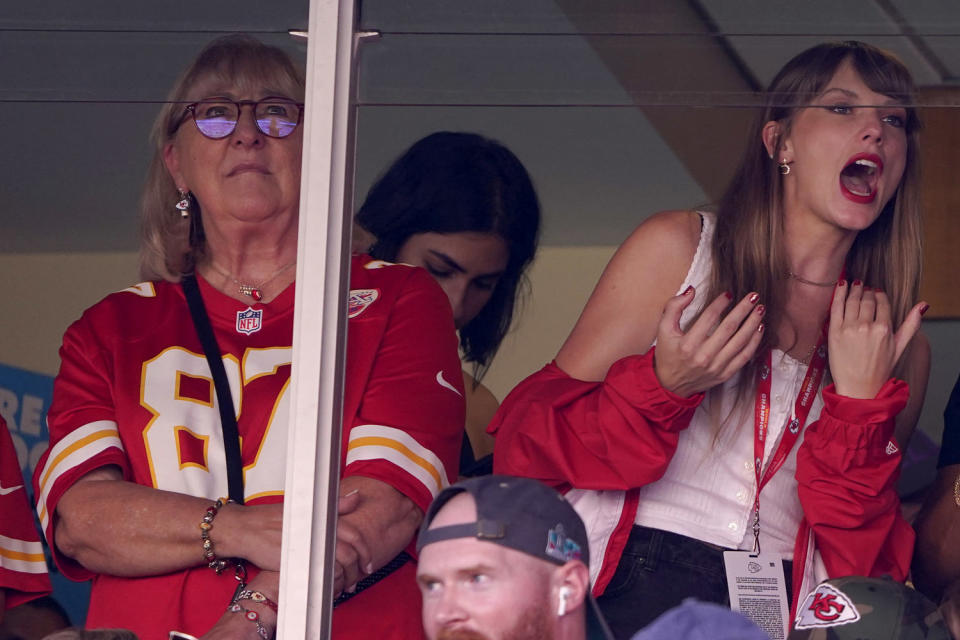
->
[557, 586, 573, 617]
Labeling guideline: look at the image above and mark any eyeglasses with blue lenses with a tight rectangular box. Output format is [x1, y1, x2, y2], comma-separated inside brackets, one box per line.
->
[177, 98, 304, 139]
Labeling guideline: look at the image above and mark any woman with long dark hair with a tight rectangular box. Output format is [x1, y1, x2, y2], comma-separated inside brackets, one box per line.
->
[357, 132, 540, 471]
[491, 41, 929, 637]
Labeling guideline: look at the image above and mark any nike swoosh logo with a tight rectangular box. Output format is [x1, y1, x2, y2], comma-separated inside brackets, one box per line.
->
[436, 371, 463, 398]
[0, 482, 24, 496]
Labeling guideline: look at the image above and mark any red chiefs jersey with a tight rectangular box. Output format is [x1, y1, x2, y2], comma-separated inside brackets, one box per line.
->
[1, 416, 51, 609]
[34, 255, 464, 639]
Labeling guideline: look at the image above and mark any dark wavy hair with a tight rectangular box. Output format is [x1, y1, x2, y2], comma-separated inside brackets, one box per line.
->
[357, 131, 541, 380]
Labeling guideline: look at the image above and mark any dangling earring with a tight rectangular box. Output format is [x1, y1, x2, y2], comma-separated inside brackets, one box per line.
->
[175, 189, 191, 219]
[778, 159, 791, 175]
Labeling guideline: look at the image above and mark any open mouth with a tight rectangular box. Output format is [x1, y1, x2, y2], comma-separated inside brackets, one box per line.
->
[839, 154, 882, 204]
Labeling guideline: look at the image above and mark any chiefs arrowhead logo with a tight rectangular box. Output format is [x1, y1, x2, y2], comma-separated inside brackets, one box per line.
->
[794, 583, 860, 630]
[348, 289, 379, 318]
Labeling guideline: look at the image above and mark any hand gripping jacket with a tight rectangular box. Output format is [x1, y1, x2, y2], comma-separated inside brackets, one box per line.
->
[489, 348, 913, 616]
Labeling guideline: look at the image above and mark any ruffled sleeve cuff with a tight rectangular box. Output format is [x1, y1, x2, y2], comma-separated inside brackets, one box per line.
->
[813, 379, 909, 451]
[604, 348, 704, 428]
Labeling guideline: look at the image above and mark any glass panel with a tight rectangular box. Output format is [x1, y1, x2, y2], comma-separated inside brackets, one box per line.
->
[0, 3, 304, 31]
[6, 0, 960, 633]
[360, 0, 684, 34]
[0, 32, 305, 103]
[354, 0, 960, 270]
[355, 105, 708, 246]
[351, 0, 960, 515]
[1, 32, 306, 253]
[1, 102, 156, 252]
[357, 31, 960, 108]
[1, 9, 308, 631]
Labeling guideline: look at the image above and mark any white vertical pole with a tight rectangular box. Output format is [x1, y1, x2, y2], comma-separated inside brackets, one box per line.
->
[278, 0, 357, 637]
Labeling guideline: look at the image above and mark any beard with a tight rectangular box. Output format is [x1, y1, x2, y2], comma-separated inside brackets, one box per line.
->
[435, 602, 554, 640]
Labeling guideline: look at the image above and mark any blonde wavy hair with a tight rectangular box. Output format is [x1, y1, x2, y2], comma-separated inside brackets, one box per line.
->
[138, 34, 305, 282]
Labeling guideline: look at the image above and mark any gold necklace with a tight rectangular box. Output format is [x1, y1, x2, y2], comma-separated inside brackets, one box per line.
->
[787, 270, 838, 288]
[207, 261, 296, 301]
[798, 341, 819, 364]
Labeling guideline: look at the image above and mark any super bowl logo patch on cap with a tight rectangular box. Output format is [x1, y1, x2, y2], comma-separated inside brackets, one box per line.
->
[236, 307, 263, 335]
[545, 524, 582, 563]
[794, 583, 860, 630]
[348, 289, 379, 318]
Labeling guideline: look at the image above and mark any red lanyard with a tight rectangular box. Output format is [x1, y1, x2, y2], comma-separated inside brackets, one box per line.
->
[750, 326, 828, 553]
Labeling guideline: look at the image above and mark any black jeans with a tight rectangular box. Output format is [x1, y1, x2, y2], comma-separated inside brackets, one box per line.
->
[595, 526, 793, 640]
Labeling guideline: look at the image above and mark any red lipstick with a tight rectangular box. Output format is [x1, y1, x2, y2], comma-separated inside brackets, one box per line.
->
[838, 153, 883, 204]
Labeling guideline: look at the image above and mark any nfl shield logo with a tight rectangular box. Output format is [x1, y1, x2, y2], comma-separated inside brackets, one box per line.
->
[348, 289, 379, 318]
[236, 307, 263, 335]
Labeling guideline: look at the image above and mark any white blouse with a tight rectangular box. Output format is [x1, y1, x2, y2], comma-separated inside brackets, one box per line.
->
[636, 213, 825, 558]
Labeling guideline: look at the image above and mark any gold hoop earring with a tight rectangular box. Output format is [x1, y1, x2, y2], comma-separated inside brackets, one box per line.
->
[778, 160, 791, 175]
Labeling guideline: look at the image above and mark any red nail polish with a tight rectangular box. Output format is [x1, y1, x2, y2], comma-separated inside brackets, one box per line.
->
[683, 285, 694, 296]
[837, 279, 846, 287]
[724, 290, 733, 300]
[756, 304, 766, 316]
[920, 303, 930, 316]
[748, 292, 760, 304]
[853, 279, 862, 287]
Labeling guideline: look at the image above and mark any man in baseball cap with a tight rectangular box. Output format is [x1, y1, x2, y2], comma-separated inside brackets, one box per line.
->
[789, 575, 950, 640]
[416, 475, 614, 640]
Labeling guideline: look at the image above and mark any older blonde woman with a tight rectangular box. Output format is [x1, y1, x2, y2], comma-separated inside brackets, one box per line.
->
[34, 35, 463, 639]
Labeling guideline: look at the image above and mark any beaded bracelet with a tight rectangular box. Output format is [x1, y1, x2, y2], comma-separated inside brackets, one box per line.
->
[227, 602, 269, 639]
[200, 498, 234, 573]
[236, 589, 279, 613]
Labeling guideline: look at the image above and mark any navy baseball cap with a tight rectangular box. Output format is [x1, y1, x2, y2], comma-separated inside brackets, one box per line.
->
[417, 475, 614, 640]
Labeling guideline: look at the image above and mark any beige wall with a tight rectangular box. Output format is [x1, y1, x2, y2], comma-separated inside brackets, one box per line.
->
[1, 246, 612, 393]
[481, 245, 615, 402]
[1, 252, 140, 375]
